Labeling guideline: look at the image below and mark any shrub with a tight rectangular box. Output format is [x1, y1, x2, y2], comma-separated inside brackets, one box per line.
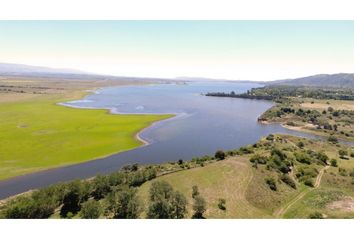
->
[328, 136, 338, 143]
[60, 180, 90, 218]
[330, 159, 337, 167]
[192, 195, 207, 219]
[215, 150, 226, 160]
[338, 149, 348, 158]
[217, 198, 226, 211]
[80, 200, 102, 219]
[297, 141, 305, 148]
[3, 196, 53, 219]
[309, 212, 323, 219]
[294, 151, 312, 164]
[280, 174, 297, 189]
[317, 151, 329, 165]
[266, 134, 275, 141]
[91, 175, 111, 200]
[286, 121, 296, 126]
[147, 181, 188, 219]
[339, 167, 347, 176]
[106, 186, 143, 219]
[265, 178, 277, 191]
[192, 185, 199, 199]
[304, 179, 314, 187]
[249, 154, 268, 165]
[349, 169, 354, 177]
[271, 148, 287, 161]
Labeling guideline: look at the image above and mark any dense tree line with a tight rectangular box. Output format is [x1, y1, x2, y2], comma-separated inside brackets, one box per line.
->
[0, 166, 158, 219]
[206, 86, 354, 101]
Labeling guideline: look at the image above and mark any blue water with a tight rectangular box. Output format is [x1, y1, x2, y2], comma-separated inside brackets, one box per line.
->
[0, 81, 336, 199]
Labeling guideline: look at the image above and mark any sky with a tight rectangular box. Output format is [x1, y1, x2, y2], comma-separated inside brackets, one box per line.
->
[0, 20, 354, 81]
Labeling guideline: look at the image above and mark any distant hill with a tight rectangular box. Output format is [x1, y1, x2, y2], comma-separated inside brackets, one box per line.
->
[0, 62, 173, 83]
[176, 76, 260, 84]
[0, 63, 87, 76]
[267, 73, 354, 88]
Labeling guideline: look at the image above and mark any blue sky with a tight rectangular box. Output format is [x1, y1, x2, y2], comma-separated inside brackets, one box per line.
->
[1, 21, 354, 80]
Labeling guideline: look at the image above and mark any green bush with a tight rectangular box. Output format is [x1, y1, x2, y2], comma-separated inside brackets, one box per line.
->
[330, 159, 337, 167]
[294, 151, 312, 164]
[147, 181, 188, 219]
[280, 174, 297, 189]
[328, 136, 338, 143]
[339, 149, 348, 159]
[304, 179, 314, 187]
[265, 177, 277, 191]
[106, 186, 142, 219]
[217, 198, 226, 211]
[60, 180, 90, 218]
[3, 196, 55, 219]
[215, 150, 226, 160]
[80, 200, 102, 219]
[91, 175, 111, 200]
[249, 154, 268, 165]
[192, 195, 207, 219]
[308, 212, 323, 219]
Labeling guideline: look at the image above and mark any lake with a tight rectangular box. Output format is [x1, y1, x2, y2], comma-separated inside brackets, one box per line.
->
[0, 81, 329, 199]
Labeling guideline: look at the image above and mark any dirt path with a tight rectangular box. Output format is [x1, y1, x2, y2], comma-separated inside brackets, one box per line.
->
[274, 165, 329, 218]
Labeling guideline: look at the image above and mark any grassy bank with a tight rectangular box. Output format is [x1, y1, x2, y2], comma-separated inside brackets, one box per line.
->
[3, 134, 353, 219]
[0, 78, 172, 180]
[136, 134, 354, 218]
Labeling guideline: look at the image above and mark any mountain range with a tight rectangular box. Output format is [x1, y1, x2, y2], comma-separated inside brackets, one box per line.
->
[0, 63, 353, 88]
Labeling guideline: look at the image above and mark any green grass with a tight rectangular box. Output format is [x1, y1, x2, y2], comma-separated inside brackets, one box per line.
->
[138, 157, 274, 218]
[0, 92, 172, 180]
[283, 187, 354, 218]
[136, 134, 354, 218]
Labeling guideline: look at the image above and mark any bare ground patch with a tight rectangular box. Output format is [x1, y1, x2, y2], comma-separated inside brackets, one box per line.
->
[327, 197, 354, 212]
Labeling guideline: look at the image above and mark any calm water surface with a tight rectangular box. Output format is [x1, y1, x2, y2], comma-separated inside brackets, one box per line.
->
[0, 81, 334, 199]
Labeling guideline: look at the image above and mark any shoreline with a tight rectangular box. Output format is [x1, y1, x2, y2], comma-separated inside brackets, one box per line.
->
[258, 119, 354, 145]
[58, 84, 196, 146]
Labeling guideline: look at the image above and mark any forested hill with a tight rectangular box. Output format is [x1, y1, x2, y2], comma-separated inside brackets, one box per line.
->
[267, 73, 354, 88]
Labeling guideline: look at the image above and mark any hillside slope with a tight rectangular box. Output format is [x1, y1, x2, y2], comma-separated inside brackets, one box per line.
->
[268, 73, 354, 88]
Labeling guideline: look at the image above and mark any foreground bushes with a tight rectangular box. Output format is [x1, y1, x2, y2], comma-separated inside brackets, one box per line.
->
[1, 165, 158, 219]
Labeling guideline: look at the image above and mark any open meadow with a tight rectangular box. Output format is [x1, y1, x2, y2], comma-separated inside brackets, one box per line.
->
[0, 77, 172, 180]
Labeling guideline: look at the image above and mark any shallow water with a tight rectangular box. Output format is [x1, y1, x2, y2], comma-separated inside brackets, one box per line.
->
[0, 81, 344, 199]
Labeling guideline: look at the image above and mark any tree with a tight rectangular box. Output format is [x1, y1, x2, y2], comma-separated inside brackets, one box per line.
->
[217, 198, 226, 211]
[317, 151, 329, 165]
[80, 200, 102, 219]
[330, 159, 337, 167]
[328, 135, 338, 143]
[280, 174, 297, 189]
[170, 191, 188, 219]
[3, 196, 56, 219]
[91, 175, 111, 200]
[265, 177, 277, 191]
[192, 195, 207, 219]
[192, 185, 199, 199]
[339, 149, 348, 159]
[215, 150, 226, 160]
[147, 181, 188, 219]
[107, 187, 142, 219]
[297, 141, 305, 148]
[60, 180, 89, 218]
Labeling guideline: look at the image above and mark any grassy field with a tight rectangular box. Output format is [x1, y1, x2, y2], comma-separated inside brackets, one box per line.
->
[138, 157, 273, 218]
[300, 98, 354, 111]
[0, 77, 172, 180]
[137, 134, 354, 218]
